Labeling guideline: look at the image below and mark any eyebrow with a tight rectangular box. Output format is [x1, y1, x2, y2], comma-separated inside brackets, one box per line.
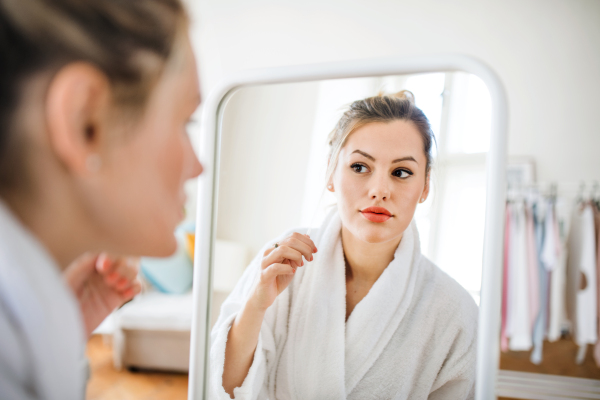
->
[351, 149, 418, 164]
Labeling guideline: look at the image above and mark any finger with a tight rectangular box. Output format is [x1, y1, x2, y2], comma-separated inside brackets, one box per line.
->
[289, 232, 318, 253]
[261, 245, 303, 269]
[103, 257, 139, 286]
[120, 279, 142, 300]
[96, 253, 117, 275]
[115, 277, 132, 291]
[261, 263, 295, 281]
[279, 237, 315, 262]
[64, 252, 100, 291]
[263, 247, 274, 257]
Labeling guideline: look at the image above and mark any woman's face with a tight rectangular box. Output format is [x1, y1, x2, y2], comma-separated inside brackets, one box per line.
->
[90, 37, 203, 257]
[331, 120, 429, 245]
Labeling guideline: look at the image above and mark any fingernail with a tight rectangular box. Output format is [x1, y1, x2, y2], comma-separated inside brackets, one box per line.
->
[310, 255, 314, 261]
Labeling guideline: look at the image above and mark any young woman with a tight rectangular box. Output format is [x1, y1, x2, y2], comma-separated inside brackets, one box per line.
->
[211, 91, 478, 399]
[0, 0, 202, 398]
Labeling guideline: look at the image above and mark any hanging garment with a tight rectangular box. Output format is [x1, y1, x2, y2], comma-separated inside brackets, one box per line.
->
[507, 201, 532, 351]
[541, 200, 559, 271]
[541, 199, 561, 338]
[593, 204, 600, 367]
[525, 201, 541, 336]
[501, 203, 512, 352]
[210, 208, 478, 400]
[548, 198, 569, 342]
[531, 200, 550, 364]
[566, 203, 598, 359]
[0, 201, 86, 400]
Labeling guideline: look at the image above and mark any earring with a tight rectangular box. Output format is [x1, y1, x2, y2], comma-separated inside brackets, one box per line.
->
[86, 154, 102, 173]
[327, 184, 333, 191]
[420, 198, 425, 203]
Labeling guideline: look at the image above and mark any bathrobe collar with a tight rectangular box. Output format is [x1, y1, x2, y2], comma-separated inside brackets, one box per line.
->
[287, 208, 422, 397]
[0, 200, 85, 399]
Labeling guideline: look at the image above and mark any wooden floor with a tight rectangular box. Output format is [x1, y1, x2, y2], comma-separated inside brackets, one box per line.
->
[86, 333, 600, 400]
[85, 335, 188, 400]
[498, 337, 600, 400]
[500, 337, 600, 379]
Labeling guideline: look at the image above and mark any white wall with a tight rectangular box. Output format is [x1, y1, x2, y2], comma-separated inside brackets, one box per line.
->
[216, 83, 319, 258]
[191, 0, 600, 184]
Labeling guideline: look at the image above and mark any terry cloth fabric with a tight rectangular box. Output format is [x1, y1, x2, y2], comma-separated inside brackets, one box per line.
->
[0, 201, 86, 400]
[210, 207, 478, 400]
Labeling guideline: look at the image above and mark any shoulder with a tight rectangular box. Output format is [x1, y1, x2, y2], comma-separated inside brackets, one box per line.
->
[415, 256, 479, 335]
[412, 257, 478, 387]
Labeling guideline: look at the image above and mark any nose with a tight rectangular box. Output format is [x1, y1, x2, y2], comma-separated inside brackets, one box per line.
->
[368, 172, 390, 201]
[184, 135, 203, 179]
[190, 155, 203, 178]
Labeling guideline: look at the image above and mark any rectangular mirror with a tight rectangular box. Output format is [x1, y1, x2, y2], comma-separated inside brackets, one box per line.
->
[190, 56, 508, 400]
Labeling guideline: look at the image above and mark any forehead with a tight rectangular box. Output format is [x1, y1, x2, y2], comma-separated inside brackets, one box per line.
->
[160, 35, 201, 105]
[342, 120, 426, 160]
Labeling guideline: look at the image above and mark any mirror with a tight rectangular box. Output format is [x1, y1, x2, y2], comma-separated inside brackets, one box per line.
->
[190, 57, 508, 400]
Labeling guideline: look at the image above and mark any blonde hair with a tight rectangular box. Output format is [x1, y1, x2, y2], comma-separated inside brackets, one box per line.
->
[325, 90, 435, 185]
[0, 0, 188, 192]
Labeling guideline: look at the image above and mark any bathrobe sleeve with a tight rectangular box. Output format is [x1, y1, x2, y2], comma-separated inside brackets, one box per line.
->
[209, 241, 279, 400]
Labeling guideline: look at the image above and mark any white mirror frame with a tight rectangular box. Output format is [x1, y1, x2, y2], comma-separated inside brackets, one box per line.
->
[189, 55, 508, 400]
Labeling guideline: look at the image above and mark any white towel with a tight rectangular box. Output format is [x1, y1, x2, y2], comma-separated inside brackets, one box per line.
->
[210, 207, 478, 399]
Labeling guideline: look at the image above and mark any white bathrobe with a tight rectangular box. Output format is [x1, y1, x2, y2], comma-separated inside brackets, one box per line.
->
[210, 209, 478, 400]
[0, 201, 86, 400]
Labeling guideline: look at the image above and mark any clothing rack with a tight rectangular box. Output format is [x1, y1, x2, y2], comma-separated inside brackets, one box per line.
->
[508, 181, 600, 201]
[498, 180, 600, 399]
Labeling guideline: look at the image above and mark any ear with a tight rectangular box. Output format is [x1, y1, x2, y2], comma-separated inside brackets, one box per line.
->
[420, 172, 431, 203]
[45, 63, 111, 175]
[325, 158, 335, 192]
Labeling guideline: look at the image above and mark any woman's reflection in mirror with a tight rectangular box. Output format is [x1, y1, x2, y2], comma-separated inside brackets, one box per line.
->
[212, 91, 478, 400]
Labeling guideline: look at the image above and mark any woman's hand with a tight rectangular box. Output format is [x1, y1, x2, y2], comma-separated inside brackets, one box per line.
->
[223, 232, 317, 395]
[64, 253, 142, 338]
[250, 232, 317, 311]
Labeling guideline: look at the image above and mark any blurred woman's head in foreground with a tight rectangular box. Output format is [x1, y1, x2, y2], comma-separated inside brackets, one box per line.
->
[0, 0, 202, 264]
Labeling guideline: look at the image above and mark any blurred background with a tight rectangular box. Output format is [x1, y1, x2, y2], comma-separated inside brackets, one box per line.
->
[85, 1, 600, 399]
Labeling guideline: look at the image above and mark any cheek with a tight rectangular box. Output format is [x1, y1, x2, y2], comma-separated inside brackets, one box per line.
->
[156, 134, 185, 195]
[333, 169, 361, 209]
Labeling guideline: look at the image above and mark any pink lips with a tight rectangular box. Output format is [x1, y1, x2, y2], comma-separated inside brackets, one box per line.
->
[360, 206, 392, 223]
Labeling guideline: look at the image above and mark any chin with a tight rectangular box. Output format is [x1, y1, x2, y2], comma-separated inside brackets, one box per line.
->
[146, 234, 178, 258]
[353, 226, 393, 244]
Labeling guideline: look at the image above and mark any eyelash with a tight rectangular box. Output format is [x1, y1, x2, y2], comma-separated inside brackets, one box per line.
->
[350, 163, 413, 179]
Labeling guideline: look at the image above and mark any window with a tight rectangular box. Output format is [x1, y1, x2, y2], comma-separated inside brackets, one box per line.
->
[301, 72, 492, 303]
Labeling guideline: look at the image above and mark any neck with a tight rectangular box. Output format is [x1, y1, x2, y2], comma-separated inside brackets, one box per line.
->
[341, 226, 402, 284]
[3, 173, 96, 271]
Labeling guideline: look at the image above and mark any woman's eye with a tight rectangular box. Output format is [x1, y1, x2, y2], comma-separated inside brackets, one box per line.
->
[392, 168, 413, 178]
[351, 163, 368, 173]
